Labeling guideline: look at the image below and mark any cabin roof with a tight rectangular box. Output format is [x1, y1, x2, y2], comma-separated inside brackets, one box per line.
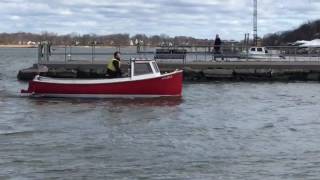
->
[131, 59, 155, 63]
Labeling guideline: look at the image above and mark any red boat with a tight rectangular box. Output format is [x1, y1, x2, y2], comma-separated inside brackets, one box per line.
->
[21, 59, 183, 98]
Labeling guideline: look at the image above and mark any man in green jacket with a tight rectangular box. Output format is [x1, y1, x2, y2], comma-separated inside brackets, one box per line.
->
[107, 51, 122, 78]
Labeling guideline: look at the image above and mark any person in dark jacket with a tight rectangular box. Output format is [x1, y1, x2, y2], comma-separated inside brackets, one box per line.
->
[107, 51, 122, 78]
[214, 34, 224, 60]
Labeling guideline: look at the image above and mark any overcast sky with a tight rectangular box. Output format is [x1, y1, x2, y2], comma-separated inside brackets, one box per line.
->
[0, 0, 319, 40]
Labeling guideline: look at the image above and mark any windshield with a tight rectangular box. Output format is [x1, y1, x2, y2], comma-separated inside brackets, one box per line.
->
[134, 63, 153, 76]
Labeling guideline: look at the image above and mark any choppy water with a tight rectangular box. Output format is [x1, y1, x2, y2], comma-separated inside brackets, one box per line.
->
[1, 48, 320, 179]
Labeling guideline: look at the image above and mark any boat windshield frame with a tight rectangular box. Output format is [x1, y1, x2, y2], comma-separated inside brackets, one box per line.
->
[130, 59, 161, 79]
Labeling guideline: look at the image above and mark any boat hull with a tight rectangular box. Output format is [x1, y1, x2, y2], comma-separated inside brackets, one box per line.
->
[21, 71, 183, 98]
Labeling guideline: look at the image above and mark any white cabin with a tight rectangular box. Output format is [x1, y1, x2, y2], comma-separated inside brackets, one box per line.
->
[129, 59, 161, 80]
[249, 47, 269, 56]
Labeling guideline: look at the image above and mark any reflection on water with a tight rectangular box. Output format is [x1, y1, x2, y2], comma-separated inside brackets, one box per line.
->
[27, 96, 183, 107]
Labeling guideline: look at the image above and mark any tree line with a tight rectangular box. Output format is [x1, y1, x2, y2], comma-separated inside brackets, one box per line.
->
[262, 19, 320, 46]
[2, 19, 319, 47]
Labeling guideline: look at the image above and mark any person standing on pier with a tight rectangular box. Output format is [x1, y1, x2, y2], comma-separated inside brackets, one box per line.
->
[214, 34, 224, 60]
[107, 51, 122, 78]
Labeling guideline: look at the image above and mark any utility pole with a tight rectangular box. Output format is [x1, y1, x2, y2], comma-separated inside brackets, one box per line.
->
[253, 0, 258, 46]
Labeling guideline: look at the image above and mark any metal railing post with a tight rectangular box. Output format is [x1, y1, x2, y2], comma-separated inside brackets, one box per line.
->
[64, 45, 67, 64]
[319, 47, 320, 62]
[38, 42, 42, 64]
[41, 41, 50, 63]
[91, 43, 95, 64]
[310, 47, 312, 61]
[195, 47, 198, 61]
[204, 48, 207, 61]
[69, 45, 72, 61]
[246, 47, 249, 61]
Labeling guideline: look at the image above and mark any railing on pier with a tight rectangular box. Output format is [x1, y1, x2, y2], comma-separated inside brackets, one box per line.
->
[37, 42, 320, 65]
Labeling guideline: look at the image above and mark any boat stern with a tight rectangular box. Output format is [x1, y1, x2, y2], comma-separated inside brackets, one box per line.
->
[20, 78, 37, 95]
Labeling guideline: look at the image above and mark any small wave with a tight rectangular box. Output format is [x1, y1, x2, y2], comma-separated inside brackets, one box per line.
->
[260, 123, 274, 129]
[276, 93, 295, 99]
[304, 150, 320, 154]
[288, 127, 297, 132]
[0, 130, 44, 136]
[0, 90, 22, 99]
[36, 168, 78, 174]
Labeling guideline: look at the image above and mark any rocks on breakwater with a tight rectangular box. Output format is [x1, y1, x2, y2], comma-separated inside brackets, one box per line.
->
[184, 68, 320, 81]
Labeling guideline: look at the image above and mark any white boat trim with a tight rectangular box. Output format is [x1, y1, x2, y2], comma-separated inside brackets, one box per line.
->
[33, 70, 182, 84]
[28, 93, 181, 98]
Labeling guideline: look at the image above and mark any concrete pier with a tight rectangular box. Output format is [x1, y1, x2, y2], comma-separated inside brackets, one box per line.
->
[17, 60, 320, 81]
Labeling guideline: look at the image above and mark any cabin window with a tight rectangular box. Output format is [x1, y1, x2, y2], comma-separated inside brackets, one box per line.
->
[257, 48, 263, 52]
[265, 50, 269, 53]
[152, 62, 160, 73]
[134, 63, 153, 76]
[251, 48, 256, 51]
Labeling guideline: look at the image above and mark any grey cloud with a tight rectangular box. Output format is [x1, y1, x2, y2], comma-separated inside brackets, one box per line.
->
[0, 0, 319, 40]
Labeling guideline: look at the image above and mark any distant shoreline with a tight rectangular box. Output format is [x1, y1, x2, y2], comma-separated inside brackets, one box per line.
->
[0, 45, 37, 48]
[0, 45, 138, 48]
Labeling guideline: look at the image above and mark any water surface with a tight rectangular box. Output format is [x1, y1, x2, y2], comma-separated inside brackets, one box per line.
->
[1, 48, 320, 179]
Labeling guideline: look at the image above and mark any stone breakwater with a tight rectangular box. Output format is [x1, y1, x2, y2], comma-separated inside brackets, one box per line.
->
[17, 61, 320, 81]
